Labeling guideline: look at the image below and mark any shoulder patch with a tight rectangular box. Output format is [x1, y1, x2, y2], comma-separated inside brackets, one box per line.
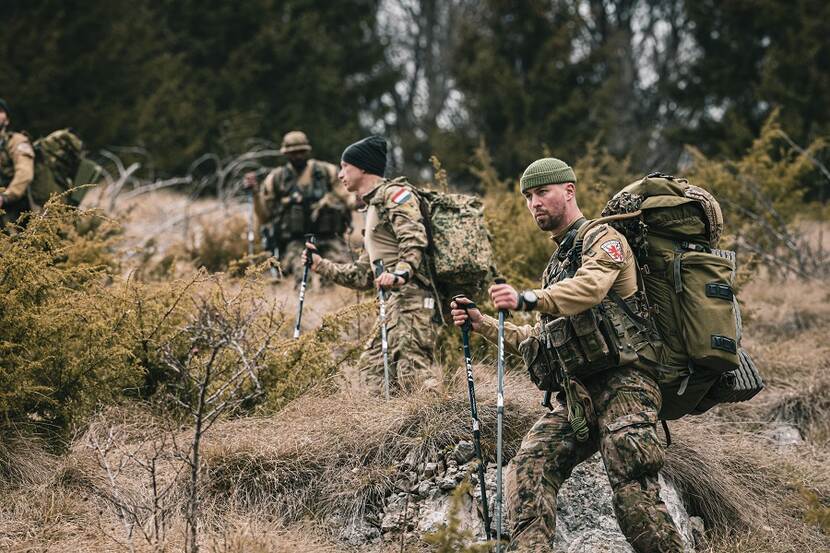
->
[15, 142, 34, 157]
[390, 187, 413, 205]
[600, 239, 625, 263]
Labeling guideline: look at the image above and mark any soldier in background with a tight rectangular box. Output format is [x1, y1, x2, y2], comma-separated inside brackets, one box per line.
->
[0, 99, 35, 227]
[244, 130, 355, 283]
[303, 135, 439, 394]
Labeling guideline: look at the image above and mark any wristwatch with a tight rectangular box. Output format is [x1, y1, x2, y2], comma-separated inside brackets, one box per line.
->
[516, 290, 539, 311]
[392, 269, 410, 284]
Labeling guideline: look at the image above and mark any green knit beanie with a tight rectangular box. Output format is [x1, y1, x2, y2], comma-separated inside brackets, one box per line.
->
[520, 157, 577, 193]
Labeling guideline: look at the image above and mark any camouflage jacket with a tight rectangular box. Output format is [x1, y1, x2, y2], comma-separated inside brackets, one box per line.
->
[316, 177, 429, 291]
[477, 217, 638, 353]
[0, 130, 35, 204]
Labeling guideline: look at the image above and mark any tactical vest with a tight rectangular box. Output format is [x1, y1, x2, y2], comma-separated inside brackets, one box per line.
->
[0, 132, 15, 188]
[274, 160, 346, 240]
[523, 219, 660, 393]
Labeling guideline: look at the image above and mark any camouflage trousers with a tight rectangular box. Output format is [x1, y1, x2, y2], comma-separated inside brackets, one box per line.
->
[507, 366, 684, 553]
[357, 282, 438, 394]
[282, 237, 353, 286]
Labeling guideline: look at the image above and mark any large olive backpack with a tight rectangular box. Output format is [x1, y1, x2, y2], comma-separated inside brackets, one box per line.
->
[601, 173, 763, 420]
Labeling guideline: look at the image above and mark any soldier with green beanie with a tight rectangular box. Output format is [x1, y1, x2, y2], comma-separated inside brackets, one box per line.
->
[302, 135, 440, 394]
[0, 98, 36, 228]
[451, 157, 684, 552]
[244, 130, 356, 284]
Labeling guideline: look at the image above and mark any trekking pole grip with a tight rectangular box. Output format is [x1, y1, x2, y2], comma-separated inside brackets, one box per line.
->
[304, 233, 317, 267]
[451, 294, 476, 333]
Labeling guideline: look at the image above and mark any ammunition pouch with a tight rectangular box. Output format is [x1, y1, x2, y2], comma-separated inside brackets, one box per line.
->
[312, 205, 350, 237]
[519, 334, 561, 392]
[527, 295, 658, 388]
[283, 202, 307, 238]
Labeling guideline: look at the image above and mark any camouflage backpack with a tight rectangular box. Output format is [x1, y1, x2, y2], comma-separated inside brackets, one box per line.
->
[601, 173, 764, 420]
[387, 182, 495, 297]
[29, 129, 100, 208]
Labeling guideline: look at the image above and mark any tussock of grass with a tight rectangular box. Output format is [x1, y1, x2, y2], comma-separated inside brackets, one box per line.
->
[768, 374, 830, 444]
[0, 434, 57, 488]
[198, 374, 537, 532]
[664, 419, 830, 551]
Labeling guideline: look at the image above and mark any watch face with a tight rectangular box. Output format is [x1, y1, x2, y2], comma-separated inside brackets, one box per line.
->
[524, 291, 538, 303]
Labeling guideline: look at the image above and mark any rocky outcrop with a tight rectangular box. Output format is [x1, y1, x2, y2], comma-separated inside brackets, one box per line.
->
[356, 441, 703, 551]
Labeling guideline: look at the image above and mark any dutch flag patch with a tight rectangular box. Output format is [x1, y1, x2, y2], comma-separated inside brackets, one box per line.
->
[391, 188, 413, 205]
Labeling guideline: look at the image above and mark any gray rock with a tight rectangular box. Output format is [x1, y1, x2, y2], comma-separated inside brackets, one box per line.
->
[375, 443, 698, 553]
[763, 423, 803, 447]
[439, 476, 457, 491]
[424, 462, 438, 478]
[453, 440, 476, 464]
[550, 454, 695, 553]
[338, 516, 381, 545]
[690, 516, 705, 546]
[416, 480, 433, 498]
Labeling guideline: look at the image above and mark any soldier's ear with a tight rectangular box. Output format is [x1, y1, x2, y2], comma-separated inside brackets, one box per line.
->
[564, 182, 576, 198]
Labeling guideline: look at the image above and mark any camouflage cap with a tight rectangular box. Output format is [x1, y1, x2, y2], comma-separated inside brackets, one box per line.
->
[280, 130, 312, 154]
[520, 157, 577, 193]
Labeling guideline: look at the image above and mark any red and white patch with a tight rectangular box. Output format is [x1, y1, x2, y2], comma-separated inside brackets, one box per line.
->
[600, 239, 625, 262]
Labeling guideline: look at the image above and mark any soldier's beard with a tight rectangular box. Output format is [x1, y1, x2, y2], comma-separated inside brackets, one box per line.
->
[289, 159, 308, 172]
[534, 208, 566, 232]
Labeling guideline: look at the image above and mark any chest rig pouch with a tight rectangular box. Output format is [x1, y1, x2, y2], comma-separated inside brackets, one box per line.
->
[278, 162, 332, 239]
[522, 220, 658, 392]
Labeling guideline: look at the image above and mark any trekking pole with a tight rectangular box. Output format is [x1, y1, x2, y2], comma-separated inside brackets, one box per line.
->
[373, 259, 391, 400]
[293, 234, 316, 339]
[246, 188, 255, 257]
[452, 294, 493, 541]
[494, 276, 507, 551]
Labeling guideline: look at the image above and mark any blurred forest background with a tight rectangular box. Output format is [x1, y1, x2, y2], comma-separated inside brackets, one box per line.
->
[3, 0, 829, 197]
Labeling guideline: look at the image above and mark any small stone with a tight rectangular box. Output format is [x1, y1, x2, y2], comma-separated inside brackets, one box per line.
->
[424, 462, 438, 478]
[439, 476, 457, 491]
[690, 516, 705, 545]
[417, 480, 432, 497]
[453, 440, 476, 464]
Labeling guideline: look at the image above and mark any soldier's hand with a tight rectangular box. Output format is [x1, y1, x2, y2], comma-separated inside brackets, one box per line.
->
[301, 241, 321, 271]
[375, 271, 402, 291]
[489, 283, 520, 311]
[450, 297, 483, 331]
[243, 171, 258, 190]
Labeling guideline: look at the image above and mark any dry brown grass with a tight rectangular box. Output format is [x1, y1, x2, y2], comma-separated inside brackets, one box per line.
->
[196, 374, 537, 531]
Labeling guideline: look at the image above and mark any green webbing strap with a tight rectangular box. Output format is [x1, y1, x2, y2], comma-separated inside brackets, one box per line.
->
[563, 375, 589, 442]
[673, 250, 684, 293]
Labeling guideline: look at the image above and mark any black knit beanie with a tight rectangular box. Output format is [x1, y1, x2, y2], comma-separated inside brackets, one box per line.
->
[341, 135, 387, 177]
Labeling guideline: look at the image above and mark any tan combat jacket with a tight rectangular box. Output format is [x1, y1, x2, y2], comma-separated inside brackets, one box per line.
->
[316, 177, 429, 290]
[0, 131, 35, 204]
[253, 159, 354, 228]
[478, 218, 638, 354]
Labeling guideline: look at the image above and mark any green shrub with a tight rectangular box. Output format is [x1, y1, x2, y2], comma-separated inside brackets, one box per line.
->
[187, 215, 250, 273]
[687, 109, 828, 277]
[0, 202, 140, 439]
